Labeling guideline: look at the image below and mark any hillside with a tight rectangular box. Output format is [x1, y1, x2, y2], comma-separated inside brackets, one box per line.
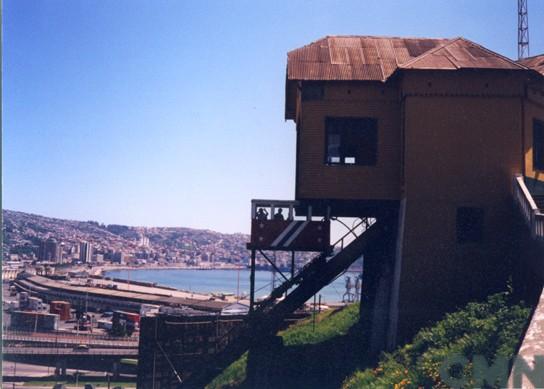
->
[208, 291, 530, 389]
[2, 209, 249, 264]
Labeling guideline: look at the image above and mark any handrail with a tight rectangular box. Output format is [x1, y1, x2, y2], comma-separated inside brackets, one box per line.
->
[513, 174, 544, 240]
[180, 217, 381, 388]
[253, 217, 372, 314]
[514, 175, 539, 211]
[331, 218, 374, 252]
[251, 199, 299, 220]
[211, 217, 374, 356]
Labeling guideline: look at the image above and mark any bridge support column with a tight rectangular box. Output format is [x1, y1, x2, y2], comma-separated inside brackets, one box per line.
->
[55, 360, 67, 377]
[112, 361, 120, 379]
[359, 213, 399, 360]
[249, 249, 256, 312]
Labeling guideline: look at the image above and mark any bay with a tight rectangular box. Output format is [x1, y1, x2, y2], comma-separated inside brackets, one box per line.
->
[104, 268, 360, 303]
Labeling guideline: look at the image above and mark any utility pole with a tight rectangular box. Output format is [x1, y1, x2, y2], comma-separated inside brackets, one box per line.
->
[518, 0, 530, 59]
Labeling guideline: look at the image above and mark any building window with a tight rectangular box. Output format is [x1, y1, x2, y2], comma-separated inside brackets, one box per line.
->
[456, 207, 484, 243]
[325, 117, 377, 166]
[534, 119, 544, 171]
[301, 82, 324, 101]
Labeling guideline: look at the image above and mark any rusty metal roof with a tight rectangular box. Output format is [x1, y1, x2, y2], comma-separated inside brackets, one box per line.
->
[287, 36, 527, 82]
[401, 38, 527, 71]
[518, 54, 544, 76]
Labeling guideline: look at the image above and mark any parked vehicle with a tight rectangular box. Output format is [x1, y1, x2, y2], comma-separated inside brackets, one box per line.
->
[73, 344, 89, 351]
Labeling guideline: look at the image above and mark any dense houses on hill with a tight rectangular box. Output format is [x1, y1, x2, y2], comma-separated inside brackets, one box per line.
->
[2, 209, 250, 267]
[2, 209, 312, 271]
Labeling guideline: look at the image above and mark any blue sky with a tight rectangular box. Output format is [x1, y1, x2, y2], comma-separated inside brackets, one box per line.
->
[4, 0, 544, 234]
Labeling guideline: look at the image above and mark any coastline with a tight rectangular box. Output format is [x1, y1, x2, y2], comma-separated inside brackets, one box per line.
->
[91, 262, 245, 277]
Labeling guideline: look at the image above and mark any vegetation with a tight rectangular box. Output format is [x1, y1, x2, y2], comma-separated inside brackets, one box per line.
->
[207, 304, 361, 389]
[208, 290, 531, 389]
[343, 291, 530, 389]
[206, 352, 248, 389]
[280, 303, 360, 346]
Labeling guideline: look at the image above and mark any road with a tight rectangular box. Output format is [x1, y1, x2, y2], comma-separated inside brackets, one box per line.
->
[2, 362, 100, 378]
[3, 347, 138, 356]
[3, 331, 138, 348]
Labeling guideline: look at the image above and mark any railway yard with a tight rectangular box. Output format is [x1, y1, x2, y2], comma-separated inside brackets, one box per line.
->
[1, 272, 241, 386]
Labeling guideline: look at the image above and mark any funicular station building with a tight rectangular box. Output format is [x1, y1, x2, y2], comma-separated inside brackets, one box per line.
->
[178, 37, 544, 388]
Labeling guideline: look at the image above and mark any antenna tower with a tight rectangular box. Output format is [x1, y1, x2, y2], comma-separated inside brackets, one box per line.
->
[518, 0, 530, 59]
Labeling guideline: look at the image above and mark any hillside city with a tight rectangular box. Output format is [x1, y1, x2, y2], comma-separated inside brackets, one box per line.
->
[2, 209, 251, 268]
[2, 210, 315, 273]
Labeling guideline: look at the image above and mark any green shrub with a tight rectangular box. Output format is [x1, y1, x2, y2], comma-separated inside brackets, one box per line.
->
[343, 291, 530, 389]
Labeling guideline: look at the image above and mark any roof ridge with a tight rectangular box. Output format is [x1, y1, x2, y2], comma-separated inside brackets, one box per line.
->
[287, 37, 329, 55]
[456, 37, 529, 70]
[287, 35, 452, 55]
[399, 37, 460, 68]
[399, 37, 529, 71]
[371, 38, 387, 81]
[322, 34, 450, 40]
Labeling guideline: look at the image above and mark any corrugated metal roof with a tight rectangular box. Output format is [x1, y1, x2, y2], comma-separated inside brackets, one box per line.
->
[518, 54, 544, 76]
[287, 36, 527, 82]
[401, 38, 526, 71]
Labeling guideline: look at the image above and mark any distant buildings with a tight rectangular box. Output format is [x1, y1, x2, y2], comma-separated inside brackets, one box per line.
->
[4, 209, 254, 267]
[38, 238, 62, 262]
[113, 251, 125, 264]
[139, 234, 150, 247]
[79, 241, 93, 263]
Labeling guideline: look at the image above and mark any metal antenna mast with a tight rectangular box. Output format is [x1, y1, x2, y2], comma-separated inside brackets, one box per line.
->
[518, 0, 530, 59]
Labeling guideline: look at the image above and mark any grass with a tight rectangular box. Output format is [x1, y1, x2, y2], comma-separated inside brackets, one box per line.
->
[280, 304, 360, 346]
[207, 304, 361, 389]
[206, 290, 531, 389]
[206, 352, 248, 389]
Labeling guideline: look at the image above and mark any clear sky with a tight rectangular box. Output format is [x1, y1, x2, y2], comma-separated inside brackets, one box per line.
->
[4, 0, 544, 234]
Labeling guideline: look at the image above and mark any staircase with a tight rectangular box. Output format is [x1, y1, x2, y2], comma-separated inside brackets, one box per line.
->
[513, 175, 544, 240]
[533, 194, 544, 213]
[179, 218, 387, 388]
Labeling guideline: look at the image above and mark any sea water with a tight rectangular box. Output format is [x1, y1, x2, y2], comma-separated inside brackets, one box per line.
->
[105, 268, 360, 304]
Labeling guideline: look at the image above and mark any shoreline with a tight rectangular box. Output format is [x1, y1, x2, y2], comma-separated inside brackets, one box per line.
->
[94, 264, 362, 277]
[81, 264, 361, 304]
[92, 263, 245, 276]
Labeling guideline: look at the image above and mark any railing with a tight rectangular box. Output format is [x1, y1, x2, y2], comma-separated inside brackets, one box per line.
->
[536, 213, 544, 239]
[3, 329, 139, 341]
[251, 199, 300, 221]
[513, 174, 544, 240]
[180, 216, 381, 388]
[254, 217, 372, 314]
[330, 217, 374, 251]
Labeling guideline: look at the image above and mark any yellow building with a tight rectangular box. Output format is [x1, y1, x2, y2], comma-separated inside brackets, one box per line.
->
[283, 36, 544, 349]
[183, 38, 544, 387]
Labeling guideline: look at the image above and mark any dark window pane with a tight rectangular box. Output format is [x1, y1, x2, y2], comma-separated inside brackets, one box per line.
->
[534, 119, 544, 171]
[325, 117, 377, 166]
[456, 207, 484, 243]
[302, 82, 324, 101]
